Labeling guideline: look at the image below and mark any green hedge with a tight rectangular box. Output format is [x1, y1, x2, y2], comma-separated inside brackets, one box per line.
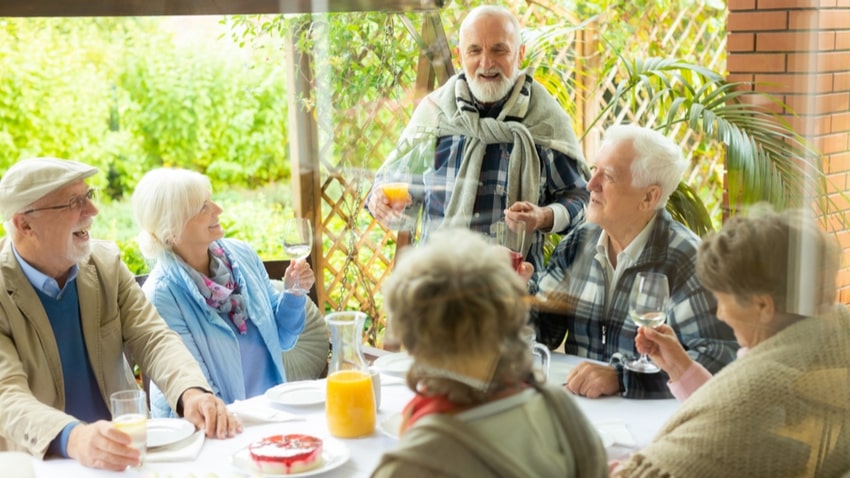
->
[0, 17, 291, 200]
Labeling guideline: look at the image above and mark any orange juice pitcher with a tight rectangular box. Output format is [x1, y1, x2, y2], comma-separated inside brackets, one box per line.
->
[325, 311, 376, 438]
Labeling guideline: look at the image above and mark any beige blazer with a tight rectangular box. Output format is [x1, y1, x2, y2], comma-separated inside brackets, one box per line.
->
[0, 238, 210, 457]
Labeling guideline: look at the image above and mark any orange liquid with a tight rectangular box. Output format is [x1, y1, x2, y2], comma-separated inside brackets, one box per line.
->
[325, 370, 376, 438]
[381, 183, 409, 205]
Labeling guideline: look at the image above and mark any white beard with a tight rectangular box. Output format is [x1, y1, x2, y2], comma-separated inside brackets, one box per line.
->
[69, 240, 92, 264]
[467, 68, 519, 104]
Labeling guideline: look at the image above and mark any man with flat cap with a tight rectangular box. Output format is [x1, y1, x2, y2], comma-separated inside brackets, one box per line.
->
[0, 158, 241, 471]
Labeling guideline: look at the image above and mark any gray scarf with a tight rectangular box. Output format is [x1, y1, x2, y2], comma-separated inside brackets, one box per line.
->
[399, 68, 588, 237]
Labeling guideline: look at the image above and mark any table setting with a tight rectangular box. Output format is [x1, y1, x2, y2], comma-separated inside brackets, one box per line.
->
[29, 350, 679, 478]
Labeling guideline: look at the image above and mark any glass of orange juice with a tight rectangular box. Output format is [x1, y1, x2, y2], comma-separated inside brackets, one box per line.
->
[326, 370, 376, 437]
[381, 182, 409, 205]
[324, 311, 376, 438]
[380, 181, 416, 231]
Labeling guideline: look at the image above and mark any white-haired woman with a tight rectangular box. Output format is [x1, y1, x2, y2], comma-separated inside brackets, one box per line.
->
[371, 229, 607, 478]
[613, 205, 850, 476]
[132, 168, 314, 417]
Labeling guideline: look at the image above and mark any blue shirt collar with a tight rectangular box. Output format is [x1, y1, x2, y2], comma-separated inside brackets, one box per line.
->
[11, 243, 79, 299]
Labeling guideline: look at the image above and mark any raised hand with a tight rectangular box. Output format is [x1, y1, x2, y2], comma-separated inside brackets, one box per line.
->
[284, 259, 315, 293]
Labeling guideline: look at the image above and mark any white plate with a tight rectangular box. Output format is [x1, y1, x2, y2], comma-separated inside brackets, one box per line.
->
[146, 418, 195, 448]
[230, 436, 350, 477]
[372, 353, 413, 377]
[265, 381, 326, 406]
[597, 430, 615, 448]
[378, 412, 402, 440]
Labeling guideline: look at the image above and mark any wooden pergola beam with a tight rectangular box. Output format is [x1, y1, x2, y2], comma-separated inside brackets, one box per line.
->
[0, 0, 444, 16]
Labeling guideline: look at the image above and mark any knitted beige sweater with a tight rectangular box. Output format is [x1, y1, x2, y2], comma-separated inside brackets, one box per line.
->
[616, 306, 850, 477]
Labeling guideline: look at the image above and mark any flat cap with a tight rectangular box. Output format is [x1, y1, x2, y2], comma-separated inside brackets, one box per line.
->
[0, 157, 98, 220]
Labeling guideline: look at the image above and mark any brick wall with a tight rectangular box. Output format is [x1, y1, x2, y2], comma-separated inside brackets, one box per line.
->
[727, 0, 850, 303]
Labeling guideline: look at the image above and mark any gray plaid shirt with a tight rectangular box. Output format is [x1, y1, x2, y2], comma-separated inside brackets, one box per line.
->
[533, 210, 738, 374]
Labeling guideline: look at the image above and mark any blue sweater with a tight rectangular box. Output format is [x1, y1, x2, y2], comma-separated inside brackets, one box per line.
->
[144, 239, 306, 417]
[37, 282, 112, 456]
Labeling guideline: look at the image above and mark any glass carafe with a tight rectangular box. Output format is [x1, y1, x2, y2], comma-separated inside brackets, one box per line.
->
[324, 311, 376, 438]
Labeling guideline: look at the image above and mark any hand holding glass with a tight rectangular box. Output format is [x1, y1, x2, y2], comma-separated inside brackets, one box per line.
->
[492, 220, 526, 272]
[626, 272, 669, 374]
[110, 389, 147, 470]
[282, 218, 312, 293]
[380, 166, 416, 231]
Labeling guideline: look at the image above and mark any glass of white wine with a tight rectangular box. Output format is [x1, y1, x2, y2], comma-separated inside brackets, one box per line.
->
[626, 271, 669, 374]
[281, 218, 312, 294]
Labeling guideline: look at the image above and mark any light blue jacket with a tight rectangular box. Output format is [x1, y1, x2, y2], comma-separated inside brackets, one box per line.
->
[143, 239, 306, 417]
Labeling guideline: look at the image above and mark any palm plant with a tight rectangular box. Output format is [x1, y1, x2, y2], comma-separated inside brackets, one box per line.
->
[523, 3, 830, 238]
[585, 56, 824, 235]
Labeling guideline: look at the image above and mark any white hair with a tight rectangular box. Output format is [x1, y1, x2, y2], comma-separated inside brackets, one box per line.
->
[602, 124, 688, 209]
[132, 168, 211, 259]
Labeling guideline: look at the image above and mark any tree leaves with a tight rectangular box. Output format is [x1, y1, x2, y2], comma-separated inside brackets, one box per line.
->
[589, 54, 828, 233]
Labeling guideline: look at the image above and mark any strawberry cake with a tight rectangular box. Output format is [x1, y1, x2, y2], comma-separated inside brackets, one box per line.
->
[248, 434, 324, 475]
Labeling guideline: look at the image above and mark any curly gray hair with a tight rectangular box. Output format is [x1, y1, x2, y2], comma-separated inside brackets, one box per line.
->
[382, 228, 537, 405]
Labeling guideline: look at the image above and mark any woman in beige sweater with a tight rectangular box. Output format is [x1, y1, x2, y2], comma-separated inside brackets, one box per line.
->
[613, 205, 850, 477]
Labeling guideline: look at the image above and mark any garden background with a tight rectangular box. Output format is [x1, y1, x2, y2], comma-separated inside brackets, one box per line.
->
[0, 0, 775, 345]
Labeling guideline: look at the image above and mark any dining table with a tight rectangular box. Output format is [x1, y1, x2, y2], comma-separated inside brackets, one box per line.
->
[29, 352, 680, 478]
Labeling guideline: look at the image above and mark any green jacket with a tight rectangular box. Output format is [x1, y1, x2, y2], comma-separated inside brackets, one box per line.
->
[371, 384, 608, 478]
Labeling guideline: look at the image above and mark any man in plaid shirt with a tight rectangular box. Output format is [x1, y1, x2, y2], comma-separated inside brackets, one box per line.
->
[368, 6, 589, 285]
[533, 125, 738, 399]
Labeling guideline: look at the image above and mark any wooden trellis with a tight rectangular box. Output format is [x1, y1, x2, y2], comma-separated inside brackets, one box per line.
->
[299, 1, 728, 346]
[2, 0, 729, 346]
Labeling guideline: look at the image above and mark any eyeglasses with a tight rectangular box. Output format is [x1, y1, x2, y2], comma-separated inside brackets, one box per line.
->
[23, 188, 97, 215]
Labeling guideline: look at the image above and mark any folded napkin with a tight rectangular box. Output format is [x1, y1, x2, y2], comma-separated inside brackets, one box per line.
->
[594, 421, 637, 448]
[146, 430, 205, 462]
[228, 400, 305, 425]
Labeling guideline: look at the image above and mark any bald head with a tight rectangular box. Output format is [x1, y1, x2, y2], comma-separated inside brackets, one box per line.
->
[459, 5, 522, 50]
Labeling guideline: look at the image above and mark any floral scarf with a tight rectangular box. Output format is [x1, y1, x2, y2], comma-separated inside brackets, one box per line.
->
[183, 244, 249, 334]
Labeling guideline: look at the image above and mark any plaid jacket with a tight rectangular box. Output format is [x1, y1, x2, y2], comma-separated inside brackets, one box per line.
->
[533, 211, 738, 375]
[419, 119, 588, 283]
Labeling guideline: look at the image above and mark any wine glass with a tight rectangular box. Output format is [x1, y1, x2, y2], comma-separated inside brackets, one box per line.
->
[282, 218, 312, 293]
[626, 272, 669, 374]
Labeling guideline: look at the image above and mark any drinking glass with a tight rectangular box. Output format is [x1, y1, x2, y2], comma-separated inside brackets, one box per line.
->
[380, 166, 416, 231]
[521, 326, 550, 381]
[491, 220, 526, 272]
[110, 389, 147, 469]
[282, 218, 312, 293]
[626, 272, 669, 374]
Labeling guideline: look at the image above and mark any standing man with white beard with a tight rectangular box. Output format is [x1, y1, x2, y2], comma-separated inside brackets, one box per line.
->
[368, 5, 589, 285]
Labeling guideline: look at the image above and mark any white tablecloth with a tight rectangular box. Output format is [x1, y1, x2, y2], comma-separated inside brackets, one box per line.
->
[31, 353, 680, 477]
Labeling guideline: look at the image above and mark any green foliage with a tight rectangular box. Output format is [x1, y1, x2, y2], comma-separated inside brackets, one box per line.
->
[0, 18, 130, 186]
[0, 17, 291, 198]
[225, 12, 420, 172]
[591, 55, 822, 228]
[91, 185, 297, 275]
